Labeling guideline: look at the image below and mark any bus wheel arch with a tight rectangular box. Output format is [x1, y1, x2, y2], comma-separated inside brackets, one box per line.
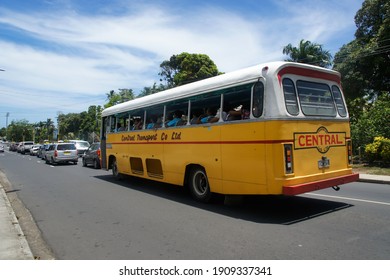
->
[185, 164, 212, 203]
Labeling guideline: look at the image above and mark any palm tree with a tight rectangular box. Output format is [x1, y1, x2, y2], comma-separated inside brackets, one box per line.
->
[283, 39, 332, 68]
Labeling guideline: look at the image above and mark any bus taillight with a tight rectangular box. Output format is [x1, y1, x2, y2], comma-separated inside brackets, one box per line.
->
[347, 140, 353, 165]
[284, 144, 294, 174]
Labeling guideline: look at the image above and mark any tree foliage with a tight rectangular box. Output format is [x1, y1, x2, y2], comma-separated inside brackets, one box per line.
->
[333, 0, 390, 101]
[283, 39, 332, 68]
[332, 0, 390, 155]
[159, 52, 220, 87]
[104, 88, 135, 108]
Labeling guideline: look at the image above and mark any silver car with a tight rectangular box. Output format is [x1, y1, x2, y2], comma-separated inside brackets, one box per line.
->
[45, 143, 78, 165]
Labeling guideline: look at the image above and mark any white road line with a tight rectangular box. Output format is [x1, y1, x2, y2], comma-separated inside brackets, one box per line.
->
[305, 193, 390, 206]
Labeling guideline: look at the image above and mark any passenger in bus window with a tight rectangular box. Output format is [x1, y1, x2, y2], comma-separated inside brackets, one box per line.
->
[146, 116, 157, 129]
[198, 108, 216, 123]
[167, 110, 183, 127]
[190, 110, 201, 124]
[116, 123, 125, 132]
[226, 105, 242, 121]
[132, 118, 143, 130]
[209, 107, 227, 123]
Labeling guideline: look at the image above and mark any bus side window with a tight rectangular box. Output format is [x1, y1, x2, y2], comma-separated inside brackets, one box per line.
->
[224, 84, 251, 121]
[283, 78, 299, 115]
[332, 85, 347, 117]
[252, 82, 264, 118]
[109, 116, 117, 133]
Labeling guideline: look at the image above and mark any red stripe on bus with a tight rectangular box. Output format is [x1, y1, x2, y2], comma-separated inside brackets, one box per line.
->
[277, 66, 341, 85]
[108, 139, 294, 145]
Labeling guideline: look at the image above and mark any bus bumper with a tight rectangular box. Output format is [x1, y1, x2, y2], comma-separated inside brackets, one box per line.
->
[282, 173, 359, 196]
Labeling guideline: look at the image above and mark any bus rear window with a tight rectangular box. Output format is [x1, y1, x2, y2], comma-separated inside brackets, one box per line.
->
[282, 78, 299, 115]
[332, 85, 347, 117]
[296, 80, 336, 116]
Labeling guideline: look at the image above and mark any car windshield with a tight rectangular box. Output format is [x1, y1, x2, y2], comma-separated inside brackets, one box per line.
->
[57, 144, 76, 150]
[76, 142, 89, 148]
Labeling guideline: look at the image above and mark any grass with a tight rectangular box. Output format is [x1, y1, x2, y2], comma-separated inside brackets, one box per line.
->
[352, 163, 390, 176]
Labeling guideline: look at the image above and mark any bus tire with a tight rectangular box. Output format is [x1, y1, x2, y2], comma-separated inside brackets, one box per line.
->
[111, 158, 122, 180]
[188, 167, 212, 203]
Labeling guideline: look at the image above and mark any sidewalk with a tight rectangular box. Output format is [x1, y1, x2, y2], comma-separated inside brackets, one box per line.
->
[0, 185, 34, 260]
[0, 173, 388, 260]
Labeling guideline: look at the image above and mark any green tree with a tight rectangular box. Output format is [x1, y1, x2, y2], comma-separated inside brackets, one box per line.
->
[333, 0, 390, 101]
[137, 83, 168, 97]
[158, 52, 220, 87]
[283, 39, 332, 68]
[6, 120, 33, 142]
[79, 105, 102, 141]
[104, 88, 135, 108]
[351, 93, 390, 152]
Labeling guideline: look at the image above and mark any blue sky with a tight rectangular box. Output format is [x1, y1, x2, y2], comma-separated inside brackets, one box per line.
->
[0, 0, 363, 129]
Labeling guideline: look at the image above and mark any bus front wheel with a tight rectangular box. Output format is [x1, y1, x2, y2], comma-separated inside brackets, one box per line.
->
[188, 167, 212, 203]
[111, 158, 122, 180]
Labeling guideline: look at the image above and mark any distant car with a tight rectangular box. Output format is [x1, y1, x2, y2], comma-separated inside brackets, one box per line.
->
[38, 143, 51, 159]
[69, 140, 90, 157]
[9, 142, 19, 151]
[0, 145, 4, 152]
[44, 143, 78, 165]
[19, 141, 34, 154]
[29, 144, 41, 156]
[82, 142, 101, 169]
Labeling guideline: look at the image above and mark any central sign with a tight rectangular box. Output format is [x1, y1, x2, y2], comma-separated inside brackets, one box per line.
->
[294, 126, 346, 153]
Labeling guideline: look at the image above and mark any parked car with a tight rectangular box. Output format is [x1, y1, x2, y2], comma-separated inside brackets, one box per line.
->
[82, 142, 101, 169]
[19, 141, 34, 154]
[38, 143, 51, 159]
[69, 140, 90, 157]
[44, 143, 78, 165]
[29, 144, 41, 156]
[9, 142, 19, 151]
[0, 145, 4, 153]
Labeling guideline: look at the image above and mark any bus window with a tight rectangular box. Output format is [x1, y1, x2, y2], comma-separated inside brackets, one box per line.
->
[165, 100, 188, 127]
[146, 106, 164, 129]
[223, 84, 251, 121]
[252, 82, 264, 118]
[190, 92, 221, 124]
[130, 110, 144, 130]
[109, 116, 117, 133]
[283, 78, 299, 115]
[332, 85, 347, 117]
[297, 81, 336, 116]
[116, 113, 129, 132]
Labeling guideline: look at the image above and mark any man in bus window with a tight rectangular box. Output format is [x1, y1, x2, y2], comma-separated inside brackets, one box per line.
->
[209, 107, 227, 123]
[167, 110, 183, 127]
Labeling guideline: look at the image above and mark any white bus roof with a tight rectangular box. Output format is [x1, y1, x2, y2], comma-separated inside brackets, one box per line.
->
[102, 61, 339, 117]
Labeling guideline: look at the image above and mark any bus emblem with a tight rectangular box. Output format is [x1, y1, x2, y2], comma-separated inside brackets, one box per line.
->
[294, 127, 346, 153]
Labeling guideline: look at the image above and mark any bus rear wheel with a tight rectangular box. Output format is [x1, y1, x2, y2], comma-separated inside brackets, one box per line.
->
[188, 167, 212, 203]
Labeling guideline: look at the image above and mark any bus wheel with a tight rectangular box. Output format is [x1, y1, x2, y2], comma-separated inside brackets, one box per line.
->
[188, 167, 212, 203]
[112, 158, 122, 180]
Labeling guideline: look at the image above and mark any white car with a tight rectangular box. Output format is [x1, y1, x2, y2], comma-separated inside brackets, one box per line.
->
[0, 145, 4, 152]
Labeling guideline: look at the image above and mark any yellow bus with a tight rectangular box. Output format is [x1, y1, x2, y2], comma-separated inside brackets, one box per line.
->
[101, 61, 359, 202]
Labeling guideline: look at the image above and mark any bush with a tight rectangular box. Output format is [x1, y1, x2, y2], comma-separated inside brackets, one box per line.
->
[365, 137, 390, 164]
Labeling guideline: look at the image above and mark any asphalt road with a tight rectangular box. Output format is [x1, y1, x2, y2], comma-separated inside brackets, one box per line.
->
[0, 149, 389, 260]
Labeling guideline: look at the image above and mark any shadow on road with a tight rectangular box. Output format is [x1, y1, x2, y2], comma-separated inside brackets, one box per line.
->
[94, 174, 353, 225]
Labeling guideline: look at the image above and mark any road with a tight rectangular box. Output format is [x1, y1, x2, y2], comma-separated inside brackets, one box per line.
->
[0, 149, 389, 260]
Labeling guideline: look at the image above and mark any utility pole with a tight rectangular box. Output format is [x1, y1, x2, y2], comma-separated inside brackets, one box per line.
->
[5, 112, 9, 140]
